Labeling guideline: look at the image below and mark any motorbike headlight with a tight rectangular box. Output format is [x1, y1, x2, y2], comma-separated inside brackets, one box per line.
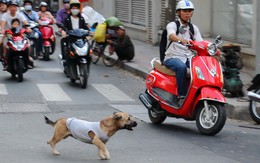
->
[40, 20, 49, 26]
[195, 66, 205, 80]
[207, 43, 217, 56]
[72, 43, 89, 56]
[13, 40, 27, 51]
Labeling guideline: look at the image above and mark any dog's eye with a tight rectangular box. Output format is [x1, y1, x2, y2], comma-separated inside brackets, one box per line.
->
[128, 117, 130, 120]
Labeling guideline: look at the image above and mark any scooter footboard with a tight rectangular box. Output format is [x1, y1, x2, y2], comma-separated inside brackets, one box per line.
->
[197, 87, 226, 103]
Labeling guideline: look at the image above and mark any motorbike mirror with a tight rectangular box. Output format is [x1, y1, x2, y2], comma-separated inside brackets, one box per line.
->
[216, 35, 222, 41]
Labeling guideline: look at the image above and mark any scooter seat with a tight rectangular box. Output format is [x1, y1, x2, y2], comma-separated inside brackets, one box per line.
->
[153, 59, 190, 77]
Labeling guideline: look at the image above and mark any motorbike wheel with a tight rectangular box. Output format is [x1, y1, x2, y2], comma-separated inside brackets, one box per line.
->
[91, 41, 101, 64]
[44, 47, 50, 61]
[17, 59, 24, 82]
[102, 45, 119, 67]
[148, 102, 167, 124]
[29, 44, 36, 60]
[196, 101, 226, 136]
[79, 63, 88, 89]
[249, 87, 260, 124]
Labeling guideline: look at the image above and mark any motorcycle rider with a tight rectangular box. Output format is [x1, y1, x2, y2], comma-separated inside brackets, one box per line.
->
[60, 0, 88, 60]
[21, 0, 43, 58]
[56, 0, 71, 61]
[0, 0, 32, 69]
[163, 0, 203, 105]
[0, 0, 8, 63]
[37, 2, 56, 24]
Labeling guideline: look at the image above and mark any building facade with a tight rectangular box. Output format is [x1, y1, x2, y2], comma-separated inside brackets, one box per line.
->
[88, 0, 259, 72]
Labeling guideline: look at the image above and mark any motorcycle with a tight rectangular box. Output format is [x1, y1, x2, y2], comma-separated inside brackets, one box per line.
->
[247, 74, 260, 124]
[139, 36, 227, 136]
[5, 27, 30, 82]
[56, 24, 92, 89]
[26, 21, 39, 60]
[38, 17, 55, 60]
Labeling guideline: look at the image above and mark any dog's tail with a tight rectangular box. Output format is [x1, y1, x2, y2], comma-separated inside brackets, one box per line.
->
[44, 116, 56, 127]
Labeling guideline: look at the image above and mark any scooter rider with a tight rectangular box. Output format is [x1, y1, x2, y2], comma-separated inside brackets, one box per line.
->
[37, 2, 56, 24]
[0, 0, 8, 62]
[163, 0, 203, 105]
[22, 0, 43, 57]
[60, 0, 89, 60]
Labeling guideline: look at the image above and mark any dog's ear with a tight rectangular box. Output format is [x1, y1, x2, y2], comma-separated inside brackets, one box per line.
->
[113, 113, 122, 120]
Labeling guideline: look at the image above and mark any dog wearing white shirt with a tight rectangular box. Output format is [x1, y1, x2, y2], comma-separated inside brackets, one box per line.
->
[44, 112, 137, 160]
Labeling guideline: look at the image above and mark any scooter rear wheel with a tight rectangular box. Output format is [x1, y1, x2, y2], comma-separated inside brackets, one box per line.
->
[196, 101, 226, 136]
[249, 87, 260, 124]
[148, 103, 167, 124]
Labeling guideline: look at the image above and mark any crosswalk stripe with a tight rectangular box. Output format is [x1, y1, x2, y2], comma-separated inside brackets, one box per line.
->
[92, 84, 134, 101]
[0, 84, 8, 95]
[37, 84, 72, 101]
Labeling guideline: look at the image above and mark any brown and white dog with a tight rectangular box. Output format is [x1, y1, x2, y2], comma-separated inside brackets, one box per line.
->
[44, 112, 137, 160]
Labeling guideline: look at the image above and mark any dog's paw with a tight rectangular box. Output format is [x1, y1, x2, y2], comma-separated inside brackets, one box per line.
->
[53, 151, 60, 155]
[98, 150, 110, 160]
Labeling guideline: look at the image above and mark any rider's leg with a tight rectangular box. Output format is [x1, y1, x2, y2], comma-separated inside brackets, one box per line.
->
[163, 58, 188, 97]
[34, 29, 43, 56]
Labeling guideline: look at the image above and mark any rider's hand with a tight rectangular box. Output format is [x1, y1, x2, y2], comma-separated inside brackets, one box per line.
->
[26, 27, 32, 33]
[180, 39, 190, 45]
[107, 39, 112, 44]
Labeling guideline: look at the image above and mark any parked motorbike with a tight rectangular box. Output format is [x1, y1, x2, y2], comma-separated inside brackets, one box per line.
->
[139, 36, 227, 136]
[38, 18, 55, 60]
[26, 21, 39, 60]
[56, 24, 92, 89]
[4, 27, 30, 82]
[247, 74, 260, 124]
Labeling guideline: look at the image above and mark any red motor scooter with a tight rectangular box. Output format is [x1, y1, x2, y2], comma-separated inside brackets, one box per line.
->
[139, 36, 226, 135]
[4, 27, 30, 82]
[38, 17, 55, 61]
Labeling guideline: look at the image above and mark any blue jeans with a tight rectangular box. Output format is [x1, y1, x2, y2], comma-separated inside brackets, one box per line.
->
[34, 29, 43, 54]
[163, 58, 190, 97]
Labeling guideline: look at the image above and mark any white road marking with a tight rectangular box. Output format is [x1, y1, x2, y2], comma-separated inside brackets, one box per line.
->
[37, 84, 72, 101]
[32, 68, 62, 72]
[92, 84, 134, 101]
[0, 84, 8, 95]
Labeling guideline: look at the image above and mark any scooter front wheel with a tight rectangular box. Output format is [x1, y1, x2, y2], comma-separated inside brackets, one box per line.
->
[196, 101, 226, 136]
[249, 87, 260, 124]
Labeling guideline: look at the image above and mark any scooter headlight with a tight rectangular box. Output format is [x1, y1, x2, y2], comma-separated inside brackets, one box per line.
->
[195, 66, 205, 80]
[207, 43, 217, 56]
[72, 43, 89, 56]
[13, 40, 27, 51]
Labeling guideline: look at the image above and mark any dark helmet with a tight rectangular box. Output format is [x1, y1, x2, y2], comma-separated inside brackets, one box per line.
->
[23, 0, 32, 5]
[63, 0, 69, 3]
[0, 0, 9, 4]
[8, 0, 19, 7]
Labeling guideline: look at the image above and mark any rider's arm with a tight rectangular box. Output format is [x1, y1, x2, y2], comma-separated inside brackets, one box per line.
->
[167, 22, 189, 45]
[1, 20, 6, 34]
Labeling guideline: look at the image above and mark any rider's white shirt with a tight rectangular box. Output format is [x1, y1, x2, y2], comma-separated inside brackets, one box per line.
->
[71, 16, 79, 29]
[1, 12, 27, 29]
[164, 20, 203, 63]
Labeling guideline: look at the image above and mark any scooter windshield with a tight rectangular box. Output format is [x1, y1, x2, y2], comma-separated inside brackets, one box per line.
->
[68, 29, 88, 38]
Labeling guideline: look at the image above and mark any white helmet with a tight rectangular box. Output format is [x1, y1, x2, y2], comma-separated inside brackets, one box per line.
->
[176, 0, 194, 11]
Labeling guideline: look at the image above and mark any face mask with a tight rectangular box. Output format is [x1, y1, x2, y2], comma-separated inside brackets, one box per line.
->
[64, 3, 70, 9]
[24, 5, 32, 11]
[71, 9, 80, 16]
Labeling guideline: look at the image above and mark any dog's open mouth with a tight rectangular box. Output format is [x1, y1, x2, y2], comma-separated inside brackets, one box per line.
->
[123, 121, 137, 131]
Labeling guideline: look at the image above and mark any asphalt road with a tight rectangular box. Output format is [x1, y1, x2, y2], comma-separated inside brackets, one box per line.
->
[0, 38, 259, 163]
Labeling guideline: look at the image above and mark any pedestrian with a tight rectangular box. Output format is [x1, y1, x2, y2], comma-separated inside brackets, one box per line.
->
[106, 26, 135, 61]
[163, 0, 203, 105]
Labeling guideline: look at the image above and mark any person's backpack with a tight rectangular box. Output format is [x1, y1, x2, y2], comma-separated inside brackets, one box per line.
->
[159, 20, 195, 63]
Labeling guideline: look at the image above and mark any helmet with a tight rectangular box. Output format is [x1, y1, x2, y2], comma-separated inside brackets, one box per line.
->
[69, 0, 80, 8]
[8, 0, 19, 7]
[63, 0, 69, 3]
[39, 1, 47, 8]
[176, 0, 194, 11]
[23, 0, 32, 5]
[0, 0, 9, 4]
